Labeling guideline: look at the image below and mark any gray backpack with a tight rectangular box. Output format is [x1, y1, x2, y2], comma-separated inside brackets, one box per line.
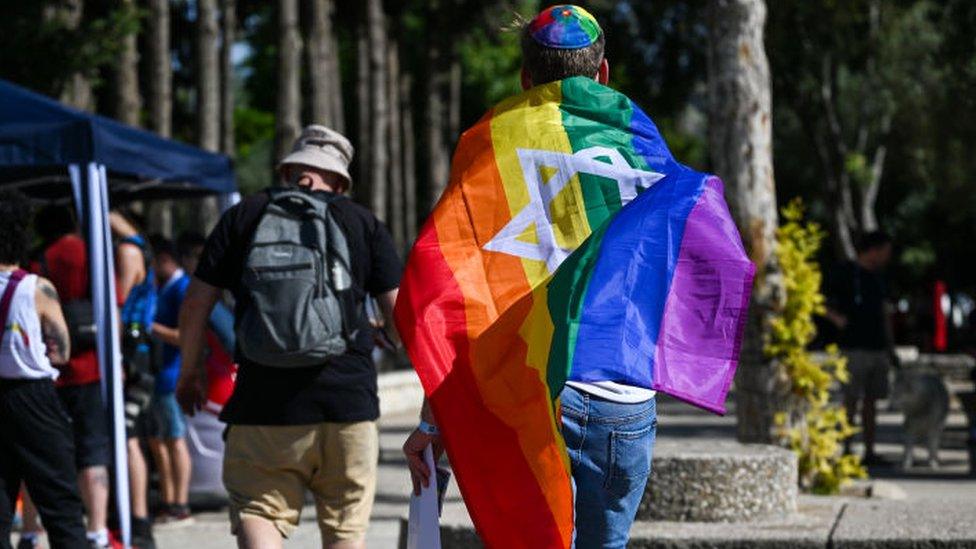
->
[237, 189, 356, 367]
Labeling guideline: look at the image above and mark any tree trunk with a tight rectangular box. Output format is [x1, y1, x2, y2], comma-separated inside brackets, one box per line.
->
[149, 0, 172, 137]
[220, 0, 236, 157]
[448, 51, 461, 145]
[197, 0, 220, 152]
[308, 0, 343, 131]
[275, 0, 303, 162]
[367, 0, 388, 220]
[197, 0, 221, 232]
[401, 73, 417, 247]
[48, 0, 93, 110]
[148, 0, 173, 237]
[387, 45, 405, 250]
[706, 0, 784, 444]
[355, 10, 370, 195]
[115, 0, 141, 126]
[425, 34, 450, 211]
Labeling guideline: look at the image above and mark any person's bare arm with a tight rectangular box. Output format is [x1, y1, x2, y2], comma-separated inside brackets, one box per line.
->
[35, 277, 70, 365]
[115, 243, 145, 303]
[824, 307, 848, 330]
[109, 211, 138, 239]
[151, 322, 180, 347]
[176, 277, 221, 414]
[375, 288, 400, 345]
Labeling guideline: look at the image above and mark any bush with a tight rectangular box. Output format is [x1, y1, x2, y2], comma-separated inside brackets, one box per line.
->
[768, 199, 867, 494]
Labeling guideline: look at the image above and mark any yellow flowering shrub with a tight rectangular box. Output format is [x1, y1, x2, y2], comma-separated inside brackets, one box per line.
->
[768, 199, 867, 494]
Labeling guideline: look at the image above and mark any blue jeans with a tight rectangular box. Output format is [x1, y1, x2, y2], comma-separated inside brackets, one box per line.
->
[560, 385, 657, 549]
[150, 392, 187, 439]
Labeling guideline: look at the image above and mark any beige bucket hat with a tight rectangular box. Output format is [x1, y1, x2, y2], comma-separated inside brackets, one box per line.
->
[278, 125, 354, 189]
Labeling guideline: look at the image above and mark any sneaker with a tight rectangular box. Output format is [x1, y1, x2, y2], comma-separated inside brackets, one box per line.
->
[168, 504, 195, 527]
[129, 517, 156, 549]
[151, 507, 171, 526]
[130, 532, 156, 549]
[154, 504, 194, 529]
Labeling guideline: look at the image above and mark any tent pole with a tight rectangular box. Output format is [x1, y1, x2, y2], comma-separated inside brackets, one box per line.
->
[96, 164, 132, 549]
[71, 163, 132, 548]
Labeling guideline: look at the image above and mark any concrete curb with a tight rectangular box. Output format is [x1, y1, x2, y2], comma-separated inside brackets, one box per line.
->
[397, 496, 976, 548]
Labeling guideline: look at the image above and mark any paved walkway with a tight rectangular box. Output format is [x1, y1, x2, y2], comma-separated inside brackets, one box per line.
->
[138, 386, 976, 547]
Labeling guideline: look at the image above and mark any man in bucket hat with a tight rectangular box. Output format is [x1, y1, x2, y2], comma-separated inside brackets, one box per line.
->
[176, 125, 402, 549]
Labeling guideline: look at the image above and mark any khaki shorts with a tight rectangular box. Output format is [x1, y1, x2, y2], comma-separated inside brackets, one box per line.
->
[843, 349, 891, 401]
[223, 421, 379, 543]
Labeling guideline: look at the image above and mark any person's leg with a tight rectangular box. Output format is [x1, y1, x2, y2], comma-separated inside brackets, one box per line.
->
[77, 466, 110, 544]
[127, 437, 156, 548]
[843, 395, 860, 455]
[236, 516, 283, 549]
[149, 393, 177, 516]
[125, 383, 156, 546]
[0, 421, 22, 549]
[312, 422, 378, 549]
[128, 438, 149, 519]
[160, 394, 192, 514]
[9, 381, 87, 547]
[149, 437, 175, 508]
[561, 386, 656, 549]
[223, 425, 311, 545]
[842, 350, 867, 456]
[862, 352, 891, 462]
[58, 382, 111, 542]
[862, 397, 878, 458]
[167, 438, 192, 509]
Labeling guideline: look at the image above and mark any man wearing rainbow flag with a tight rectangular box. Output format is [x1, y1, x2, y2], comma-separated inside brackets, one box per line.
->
[399, 5, 754, 548]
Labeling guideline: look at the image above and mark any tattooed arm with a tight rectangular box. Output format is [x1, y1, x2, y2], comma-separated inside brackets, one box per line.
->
[35, 277, 71, 365]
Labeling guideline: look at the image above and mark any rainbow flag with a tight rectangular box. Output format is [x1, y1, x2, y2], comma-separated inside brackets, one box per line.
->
[395, 77, 754, 547]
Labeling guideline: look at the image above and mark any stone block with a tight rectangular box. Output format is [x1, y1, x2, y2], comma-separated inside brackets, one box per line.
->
[627, 496, 842, 549]
[832, 499, 976, 548]
[638, 440, 798, 522]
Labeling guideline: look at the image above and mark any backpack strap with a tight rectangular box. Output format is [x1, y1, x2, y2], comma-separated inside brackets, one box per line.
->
[0, 269, 28, 341]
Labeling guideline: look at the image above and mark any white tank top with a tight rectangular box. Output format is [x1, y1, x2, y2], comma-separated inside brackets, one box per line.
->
[0, 272, 59, 380]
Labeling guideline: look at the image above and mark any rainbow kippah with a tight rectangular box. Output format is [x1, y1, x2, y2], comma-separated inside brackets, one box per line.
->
[528, 5, 602, 50]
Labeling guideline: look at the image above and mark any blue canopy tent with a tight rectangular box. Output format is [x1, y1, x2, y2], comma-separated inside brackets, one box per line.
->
[0, 78, 237, 547]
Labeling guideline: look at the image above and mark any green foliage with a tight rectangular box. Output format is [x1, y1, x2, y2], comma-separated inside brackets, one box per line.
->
[233, 107, 275, 195]
[458, 22, 523, 108]
[0, 1, 142, 98]
[769, 199, 867, 494]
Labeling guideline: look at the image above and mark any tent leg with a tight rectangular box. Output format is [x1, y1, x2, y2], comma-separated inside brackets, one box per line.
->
[71, 163, 132, 548]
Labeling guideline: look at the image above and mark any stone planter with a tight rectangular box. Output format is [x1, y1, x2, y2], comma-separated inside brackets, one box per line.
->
[638, 440, 798, 522]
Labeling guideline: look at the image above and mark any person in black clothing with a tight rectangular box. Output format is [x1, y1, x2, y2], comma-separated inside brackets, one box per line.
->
[175, 126, 401, 549]
[825, 231, 895, 466]
[0, 190, 88, 549]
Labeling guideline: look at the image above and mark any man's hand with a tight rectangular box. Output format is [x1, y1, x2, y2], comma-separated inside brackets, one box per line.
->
[177, 277, 220, 415]
[403, 429, 444, 496]
[176, 366, 208, 416]
[825, 309, 848, 330]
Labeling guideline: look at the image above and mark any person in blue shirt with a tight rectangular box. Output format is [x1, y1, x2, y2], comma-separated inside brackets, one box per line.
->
[148, 236, 194, 526]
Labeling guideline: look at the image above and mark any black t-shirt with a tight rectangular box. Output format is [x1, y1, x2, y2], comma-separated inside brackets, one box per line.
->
[826, 261, 888, 350]
[195, 189, 402, 425]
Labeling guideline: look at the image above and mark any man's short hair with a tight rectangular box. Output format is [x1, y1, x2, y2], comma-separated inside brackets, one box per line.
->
[176, 231, 206, 262]
[35, 204, 76, 243]
[149, 234, 177, 261]
[520, 25, 605, 85]
[0, 190, 33, 265]
[855, 231, 892, 254]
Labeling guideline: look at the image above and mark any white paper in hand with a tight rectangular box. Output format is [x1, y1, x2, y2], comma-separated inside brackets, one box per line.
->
[406, 445, 441, 549]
